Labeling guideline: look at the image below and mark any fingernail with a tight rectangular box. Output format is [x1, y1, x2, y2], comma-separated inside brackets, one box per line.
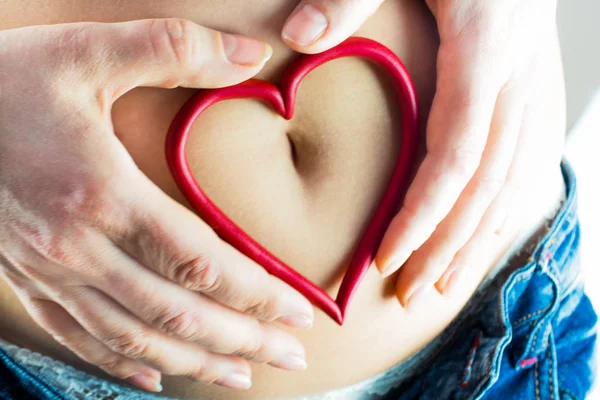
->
[216, 372, 252, 390]
[406, 285, 432, 309]
[270, 354, 307, 371]
[278, 314, 314, 329]
[127, 372, 163, 393]
[380, 254, 408, 277]
[282, 4, 328, 46]
[442, 265, 467, 297]
[380, 259, 398, 278]
[221, 33, 273, 66]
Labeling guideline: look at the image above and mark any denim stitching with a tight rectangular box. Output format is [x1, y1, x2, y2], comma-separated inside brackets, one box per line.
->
[511, 272, 545, 331]
[545, 210, 577, 258]
[531, 326, 540, 353]
[514, 271, 534, 283]
[471, 261, 540, 399]
[531, 322, 552, 353]
[548, 348, 554, 400]
[470, 262, 539, 400]
[523, 261, 561, 363]
[514, 307, 549, 326]
[469, 280, 514, 399]
[535, 356, 540, 400]
[530, 310, 554, 356]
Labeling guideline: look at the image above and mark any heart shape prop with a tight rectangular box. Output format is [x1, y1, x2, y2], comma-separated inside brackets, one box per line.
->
[166, 37, 419, 325]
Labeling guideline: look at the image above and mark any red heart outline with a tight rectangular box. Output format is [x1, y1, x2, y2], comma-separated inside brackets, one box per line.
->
[166, 37, 419, 325]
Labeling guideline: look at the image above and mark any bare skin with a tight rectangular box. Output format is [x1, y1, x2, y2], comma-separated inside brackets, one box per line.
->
[0, 0, 566, 398]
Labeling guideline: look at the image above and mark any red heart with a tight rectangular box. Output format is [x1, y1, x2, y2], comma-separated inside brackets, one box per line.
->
[166, 37, 419, 325]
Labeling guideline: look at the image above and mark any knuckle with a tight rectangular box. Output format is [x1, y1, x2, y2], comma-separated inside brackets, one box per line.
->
[235, 344, 262, 362]
[54, 25, 93, 56]
[396, 199, 435, 243]
[445, 146, 482, 182]
[48, 180, 104, 221]
[151, 18, 197, 68]
[12, 217, 79, 268]
[105, 330, 151, 360]
[51, 25, 100, 78]
[172, 254, 221, 292]
[154, 309, 205, 340]
[48, 177, 129, 234]
[242, 293, 271, 319]
[474, 175, 506, 198]
[256, 277, 286, 321]
[233, 329, 264, 361]
[397, 199, 419, 223]
[449, 88, 481, 110]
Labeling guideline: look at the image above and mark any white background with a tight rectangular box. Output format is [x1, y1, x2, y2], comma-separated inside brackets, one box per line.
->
[559, 1, 599, 396]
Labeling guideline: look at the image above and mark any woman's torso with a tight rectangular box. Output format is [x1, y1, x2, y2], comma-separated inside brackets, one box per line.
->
[0, 1, 566, 399]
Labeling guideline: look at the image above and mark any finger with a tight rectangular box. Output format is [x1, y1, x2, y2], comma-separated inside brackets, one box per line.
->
[395, 85, 525, 307]
[85, 231, 306, 370]
[52, 19, 272, 96]
[16, 294, 163, 393]
[434, 167, 524, 297]
[7, 212, 307, 373]
[55, 285, 256, 390]
[374, 44, 501, 277]
[436, 76, 564, 297]
[282, 0, 385, 54]
[107, 180, 314, 330]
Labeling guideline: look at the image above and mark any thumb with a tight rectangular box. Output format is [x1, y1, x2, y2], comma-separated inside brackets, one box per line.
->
[281, 0, 385, 54]
[53, 19, 273, 97]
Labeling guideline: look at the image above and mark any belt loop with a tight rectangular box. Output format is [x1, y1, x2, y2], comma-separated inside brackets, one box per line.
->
[513, 254, 560, 370]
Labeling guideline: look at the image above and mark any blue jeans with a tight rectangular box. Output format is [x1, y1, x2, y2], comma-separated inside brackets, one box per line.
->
[1, 161, 597, 400]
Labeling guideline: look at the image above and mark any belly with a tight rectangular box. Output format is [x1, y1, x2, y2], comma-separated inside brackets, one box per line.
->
[0, 1, 565, 399]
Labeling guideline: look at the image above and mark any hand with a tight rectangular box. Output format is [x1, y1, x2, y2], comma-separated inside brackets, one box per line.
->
[0, 19, 313, 393]
[281, 1, 562, 304]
